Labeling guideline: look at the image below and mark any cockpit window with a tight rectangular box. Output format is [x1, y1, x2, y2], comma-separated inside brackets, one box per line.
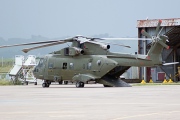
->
[38, 58, 44, 67]
[48, 63, 54, 69]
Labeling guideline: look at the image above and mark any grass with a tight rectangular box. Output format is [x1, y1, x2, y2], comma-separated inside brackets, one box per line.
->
[0, 58, 14, 73]
[0, 79, 22, 86]
[0, 58, 22, 86]
[132, 82, 180, 86]
[0, 61, 13, 85]
[0, 79, 13, 85]
[0, 66, 12, 73]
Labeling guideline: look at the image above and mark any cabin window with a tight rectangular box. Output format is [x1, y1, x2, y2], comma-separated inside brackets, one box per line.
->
[63, 62, 67, 69]
[48, 63, 53, 69]
[97, 60, 101, 66]
[69, 63, 74, 69]
[87, 62, 92, 70]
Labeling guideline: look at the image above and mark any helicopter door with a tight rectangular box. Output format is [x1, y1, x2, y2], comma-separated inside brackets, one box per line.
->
[59, 58, 75, 80]
[44, 57, 55, 80]
[61, 61, 71, 80]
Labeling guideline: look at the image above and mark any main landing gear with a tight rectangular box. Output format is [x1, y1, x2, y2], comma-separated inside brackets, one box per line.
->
[76, 81, 84, 88]
[58, 80, 68, 85]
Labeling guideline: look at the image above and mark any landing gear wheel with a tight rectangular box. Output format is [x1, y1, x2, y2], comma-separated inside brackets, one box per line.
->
[64, 81, 68, 85]
[46, 83, 50, 87]
[47, 81, 51, 85]
[76, 82, 84, 88]
[42, 83, 46, 88]
[80, 82, 84, 87]
[76, 82, 80, 88]
[42, 83, 50, 88]
[34, 82, 37, 85]
[25, 81, 28, 85]
[59, 80, 63, 85]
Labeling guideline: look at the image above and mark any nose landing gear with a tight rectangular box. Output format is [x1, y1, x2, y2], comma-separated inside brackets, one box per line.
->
[42, 80, 51, 88]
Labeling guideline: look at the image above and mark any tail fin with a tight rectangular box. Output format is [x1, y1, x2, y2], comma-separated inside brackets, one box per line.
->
[141, 20, 169, 65]
[147, 35, 169, 65]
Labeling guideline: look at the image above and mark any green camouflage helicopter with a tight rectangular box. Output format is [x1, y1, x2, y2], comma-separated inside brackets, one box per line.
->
[0, 20, 172, 88]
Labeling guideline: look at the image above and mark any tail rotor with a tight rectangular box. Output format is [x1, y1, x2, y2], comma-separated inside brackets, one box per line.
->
[141, 19, 169, 49]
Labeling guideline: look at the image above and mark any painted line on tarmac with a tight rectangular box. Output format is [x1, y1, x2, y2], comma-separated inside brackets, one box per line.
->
[112, 111, 180, 120]
[50, 114, 85, 118]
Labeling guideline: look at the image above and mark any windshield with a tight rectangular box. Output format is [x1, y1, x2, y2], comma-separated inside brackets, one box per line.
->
[37, 58, 44, 67]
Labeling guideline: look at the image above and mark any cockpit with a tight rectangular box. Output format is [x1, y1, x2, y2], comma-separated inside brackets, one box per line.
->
[33, 57, 44, 75]
[37, 58, 44, 67]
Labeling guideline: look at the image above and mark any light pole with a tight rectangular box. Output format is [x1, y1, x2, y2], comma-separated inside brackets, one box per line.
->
[143, 40, 147, 82]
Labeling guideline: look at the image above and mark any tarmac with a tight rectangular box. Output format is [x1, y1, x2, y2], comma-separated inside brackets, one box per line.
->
[0, 83, 180, 120]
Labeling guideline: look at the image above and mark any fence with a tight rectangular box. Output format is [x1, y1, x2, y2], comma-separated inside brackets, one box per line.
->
[0, 73, 10, 80]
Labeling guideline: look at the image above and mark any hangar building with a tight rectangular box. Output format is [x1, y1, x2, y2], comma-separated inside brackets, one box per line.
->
[137, 18, 180, 82]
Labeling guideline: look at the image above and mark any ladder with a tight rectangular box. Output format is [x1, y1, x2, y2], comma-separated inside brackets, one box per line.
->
[9, 55, 37, 85]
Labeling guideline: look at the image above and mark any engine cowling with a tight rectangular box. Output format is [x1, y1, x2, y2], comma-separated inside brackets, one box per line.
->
[69, 47, 84, 56]
[100, 44, 110, 50]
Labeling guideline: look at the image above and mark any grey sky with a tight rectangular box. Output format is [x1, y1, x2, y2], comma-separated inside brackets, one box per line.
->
[0, 0, 180, 39]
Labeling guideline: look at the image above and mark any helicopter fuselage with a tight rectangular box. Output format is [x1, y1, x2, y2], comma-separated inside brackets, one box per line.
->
[33, 51, 156, 85]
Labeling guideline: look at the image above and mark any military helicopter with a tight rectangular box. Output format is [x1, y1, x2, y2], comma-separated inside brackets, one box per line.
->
[0, 20, 172, 88]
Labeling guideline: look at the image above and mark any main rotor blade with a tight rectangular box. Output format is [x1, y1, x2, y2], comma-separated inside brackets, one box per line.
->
[0, 40, 57, 48]
[155, 20, 162, 36]
[97, 38, 152, 41]
[22, 41, 66, 53]
[93, 40, 131, 48]
[109, 43, 131, 48]
[141, 30, 152, 38]
[0, 38, 73, 48]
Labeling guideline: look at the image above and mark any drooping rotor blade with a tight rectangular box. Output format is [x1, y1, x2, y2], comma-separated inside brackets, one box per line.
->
[141, 29, 152, 38]
[108, 43, 131, 48]
[22, 41, 67, 53]
[0, 38, 73, 48]
[155, 20, 162, 36]
[93, 40, 131, 48]
[0, 40, 57, 48]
